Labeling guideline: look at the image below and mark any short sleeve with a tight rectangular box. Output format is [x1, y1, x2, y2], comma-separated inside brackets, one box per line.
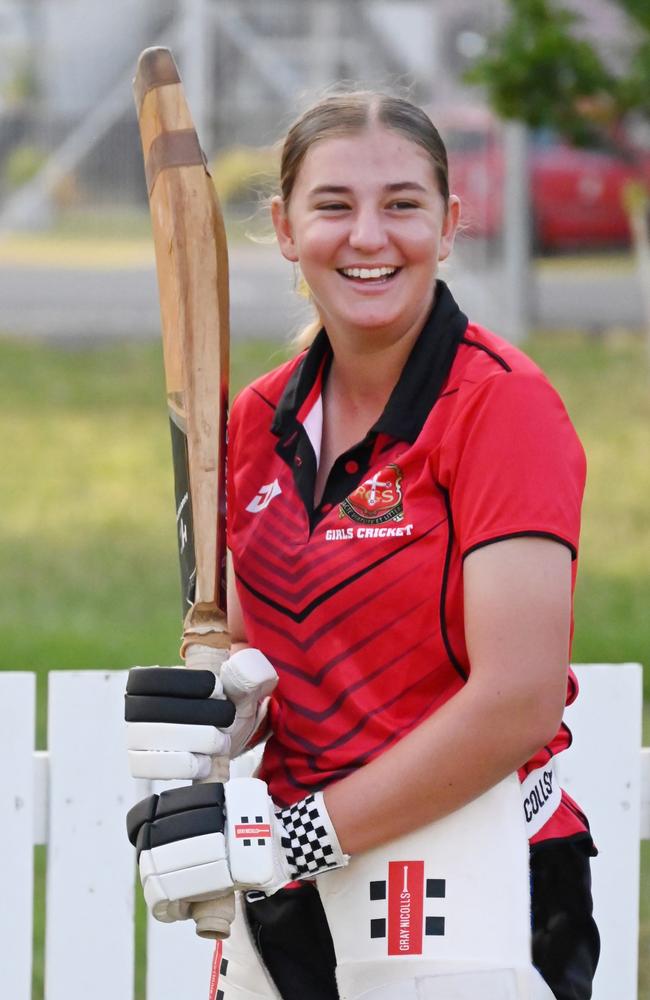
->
[438, 371, 586, 559]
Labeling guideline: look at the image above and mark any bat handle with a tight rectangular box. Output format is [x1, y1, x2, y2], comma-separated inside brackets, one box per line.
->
[191, 754, 236, 938]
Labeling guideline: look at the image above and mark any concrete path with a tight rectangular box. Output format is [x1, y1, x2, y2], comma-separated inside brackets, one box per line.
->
[0, 238, 644, 343]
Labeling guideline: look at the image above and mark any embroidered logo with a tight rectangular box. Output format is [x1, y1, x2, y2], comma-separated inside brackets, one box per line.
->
[339, 464, 404, 525]
[246, 479, 282, 513]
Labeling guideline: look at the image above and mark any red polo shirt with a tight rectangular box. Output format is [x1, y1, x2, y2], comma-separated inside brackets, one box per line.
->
[227, 282, 590, 844]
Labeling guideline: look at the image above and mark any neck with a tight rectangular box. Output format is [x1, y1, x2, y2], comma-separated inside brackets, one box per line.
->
[326, 343, 405, 418]
[323, 296, 433, 414]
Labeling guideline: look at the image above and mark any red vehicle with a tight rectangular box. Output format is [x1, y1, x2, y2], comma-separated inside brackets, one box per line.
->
[444, 112, 650, 252]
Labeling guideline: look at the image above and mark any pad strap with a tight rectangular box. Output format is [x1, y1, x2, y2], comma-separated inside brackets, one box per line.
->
[520, 760, 561, 838]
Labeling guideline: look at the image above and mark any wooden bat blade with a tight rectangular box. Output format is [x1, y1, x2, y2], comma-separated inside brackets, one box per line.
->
[134, 46, 233, 940]
[134, 47, 229, 631]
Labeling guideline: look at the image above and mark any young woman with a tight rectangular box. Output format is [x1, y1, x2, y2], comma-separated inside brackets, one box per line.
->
[126, 92, 599, 1000]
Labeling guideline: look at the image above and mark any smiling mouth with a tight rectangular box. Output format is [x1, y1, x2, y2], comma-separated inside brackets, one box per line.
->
[338, 266, 400, 282]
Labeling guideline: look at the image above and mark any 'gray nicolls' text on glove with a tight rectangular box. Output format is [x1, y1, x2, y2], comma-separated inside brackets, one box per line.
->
[126, 777, 350, 922]
[125, 647, 279, 780]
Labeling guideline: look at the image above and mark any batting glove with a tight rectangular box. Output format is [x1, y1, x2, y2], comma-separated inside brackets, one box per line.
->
[126, 777, 349, 922]
[125, 647, 278, 780]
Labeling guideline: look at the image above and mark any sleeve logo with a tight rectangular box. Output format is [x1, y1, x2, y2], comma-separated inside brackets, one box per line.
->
[339, 464, 404, 525]
[246, 479, 282, 513]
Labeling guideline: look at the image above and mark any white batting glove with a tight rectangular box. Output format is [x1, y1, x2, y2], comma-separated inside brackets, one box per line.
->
[125, 647, 278, 780]
[126, 778, 349, 922]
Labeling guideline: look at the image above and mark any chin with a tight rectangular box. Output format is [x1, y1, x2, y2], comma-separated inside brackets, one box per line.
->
[340, 302, 402, 326]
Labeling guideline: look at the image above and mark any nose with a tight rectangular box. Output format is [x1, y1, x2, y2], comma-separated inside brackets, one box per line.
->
[348, 206, 388, 253]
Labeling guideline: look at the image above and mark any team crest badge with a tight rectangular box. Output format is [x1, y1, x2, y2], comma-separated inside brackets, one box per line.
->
[339, 464, 404, 525]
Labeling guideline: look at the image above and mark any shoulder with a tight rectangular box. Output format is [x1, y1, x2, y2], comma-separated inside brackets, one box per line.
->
[443, 322, 575, 423]
[436, 326, 586, 556]
[451, 323, 545, 386]
[438, 322, 584, 470]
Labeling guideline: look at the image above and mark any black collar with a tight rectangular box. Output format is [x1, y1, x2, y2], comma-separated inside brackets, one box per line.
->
[271, 280, 468, 445]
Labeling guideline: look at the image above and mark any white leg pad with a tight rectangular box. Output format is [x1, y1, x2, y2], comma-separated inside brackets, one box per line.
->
[213, 892, 282, 999]
[351, 966, 557, 1000]
[318, 775, 542, 1000]
[529, 966, 557, 1000]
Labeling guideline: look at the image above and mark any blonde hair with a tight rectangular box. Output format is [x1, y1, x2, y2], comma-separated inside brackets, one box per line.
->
[277, 90, 451, 351]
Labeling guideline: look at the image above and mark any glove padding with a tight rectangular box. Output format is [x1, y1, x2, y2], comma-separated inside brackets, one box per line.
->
[125, 647, 278, 780]
[126, 777, 349, 922]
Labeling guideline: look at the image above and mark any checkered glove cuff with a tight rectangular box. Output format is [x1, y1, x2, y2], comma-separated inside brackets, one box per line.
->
[277, 791, 350, 880]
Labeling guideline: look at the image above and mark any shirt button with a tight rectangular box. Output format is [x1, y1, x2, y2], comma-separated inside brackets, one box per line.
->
[344, 459, 359, 474]
[294, 456, 303, 467]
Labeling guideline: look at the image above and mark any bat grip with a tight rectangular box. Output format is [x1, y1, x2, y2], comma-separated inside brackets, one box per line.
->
[191, 753, 235, 938]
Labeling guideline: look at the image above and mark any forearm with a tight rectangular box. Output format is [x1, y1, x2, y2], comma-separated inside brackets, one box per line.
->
[324, 677, 559, 855]
[227, 550, 250, 656]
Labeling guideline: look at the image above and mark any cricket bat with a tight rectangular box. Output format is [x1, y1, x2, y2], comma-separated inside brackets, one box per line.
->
[133, 46, 234, 939]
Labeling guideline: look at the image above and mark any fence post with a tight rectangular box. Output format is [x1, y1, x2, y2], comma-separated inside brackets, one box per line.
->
[44, 670, 137, 1000]
[557, 662, 643, 1000]
[147, 907, 215, 999]
[0, 672, 36, 1000]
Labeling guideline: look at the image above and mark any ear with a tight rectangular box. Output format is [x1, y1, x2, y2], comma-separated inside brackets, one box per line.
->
[438, 195, 461, 262]
[271, 195, 299, 263]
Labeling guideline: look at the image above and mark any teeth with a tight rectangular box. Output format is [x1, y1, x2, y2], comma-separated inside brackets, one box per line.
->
[341, 266, 397, 280]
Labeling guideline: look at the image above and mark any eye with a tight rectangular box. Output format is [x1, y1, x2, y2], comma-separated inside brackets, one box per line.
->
[315, 201, 350, 212]
[387, 199, 419, 211]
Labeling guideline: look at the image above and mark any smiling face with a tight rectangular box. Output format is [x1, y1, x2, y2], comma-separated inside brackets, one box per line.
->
[272, 125, 460, 352]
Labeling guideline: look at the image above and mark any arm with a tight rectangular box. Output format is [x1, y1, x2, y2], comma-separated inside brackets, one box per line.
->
[227, 549, 249, 653]
[129, 536, 573, 914]
[324, 536, 572, 854]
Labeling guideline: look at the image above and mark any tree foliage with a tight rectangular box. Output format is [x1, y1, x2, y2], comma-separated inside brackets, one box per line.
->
[467, 0, 650, 151]
[617, 0, 650, 118]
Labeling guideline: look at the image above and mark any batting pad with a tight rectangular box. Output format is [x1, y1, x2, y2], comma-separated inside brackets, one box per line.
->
[351, 965, 556, 1000]
[212, 892, 282, 1000]
[317, 775, 536, 1000]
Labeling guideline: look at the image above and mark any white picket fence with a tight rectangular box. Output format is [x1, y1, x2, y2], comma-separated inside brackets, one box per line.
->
[1, 664, 647, 1000]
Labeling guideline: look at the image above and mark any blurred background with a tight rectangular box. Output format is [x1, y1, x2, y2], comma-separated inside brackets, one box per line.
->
[2, 0, 649, 341]
[1, 1, 648, 997]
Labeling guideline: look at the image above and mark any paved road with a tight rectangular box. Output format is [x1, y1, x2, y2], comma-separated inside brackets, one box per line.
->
[0, 243, 308, 343]
[0, 241, 644, 343]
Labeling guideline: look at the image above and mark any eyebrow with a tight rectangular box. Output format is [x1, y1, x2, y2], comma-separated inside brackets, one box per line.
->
[308, 182, 428, 196]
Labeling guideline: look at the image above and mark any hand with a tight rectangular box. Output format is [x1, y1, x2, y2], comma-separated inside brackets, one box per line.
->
[125, 647, 279, 780]
[126, 777, 349, 922]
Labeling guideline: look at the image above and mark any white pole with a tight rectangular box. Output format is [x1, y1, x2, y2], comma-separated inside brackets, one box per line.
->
[502, 120, 531, 343]
[310, 0, 341, 89]
[181, 0, 210, 150]
[625, 187, 650, 365]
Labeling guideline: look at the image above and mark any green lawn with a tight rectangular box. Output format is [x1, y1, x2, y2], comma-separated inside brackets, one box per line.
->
[525, 333, 650, 678]
[1, 329, 647, 998]
[3, 337, 291, 746]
